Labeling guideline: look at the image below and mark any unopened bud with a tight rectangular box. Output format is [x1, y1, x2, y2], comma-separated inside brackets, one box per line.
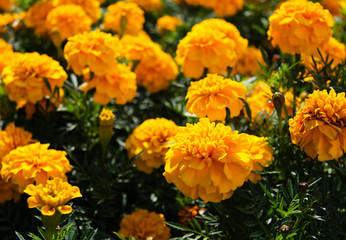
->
[299, 182, 309, 192]
[98, 108, 114, 148]
[280, 225, 290, 234]
[272, 92, 285, 116]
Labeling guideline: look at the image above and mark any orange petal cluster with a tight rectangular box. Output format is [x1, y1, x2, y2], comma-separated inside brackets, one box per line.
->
[24, 177, 82, 216]
[176, 18, 248, 79]
[267, 0, 334, 55]
[186, 74, 246, 122]
[126, 0, 163, 12]
[289, 89, 346, 161]
[164, 118, 273, 202]
[119, 209, 171, 240]
[125, 118, 178, 174]
[156, 16, 183, 33]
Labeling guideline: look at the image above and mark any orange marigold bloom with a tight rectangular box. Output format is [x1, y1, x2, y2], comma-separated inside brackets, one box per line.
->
[239, 134, 273, 183]
[24, 177, 82, 216]
[46, 4, 92, 45]
[126, 0, 163, 12]
[25, 1, 54, 36]
[302, 37, 346, 70]
[52, 0, 101, 22]
[81, 63, 137, 105]
[267, 0, 334, 55]
[1, 142, 72, 192]
[2, 52, 67, 108]
[201, 0, 244, 17]
[0, 39, 14, 75]
[176, 18, 248, 79]
[0, 123, 35, 161]
[289, 89, 346, 161]
[156, 16, 183, 33]
[0, 38, 12, 53]
[135, 51, 178, 93]
[64, 29, 121, 75]
[119, 209, 171, 240]
[125, 118, 178, 174]
[103, 1, 145, 36]
[0, 178, 21, 203]
[186, 74, 246, 122]
[0, 13, 19, 33]
[163, 118, 252, 202]
[233, 46, 264, 76]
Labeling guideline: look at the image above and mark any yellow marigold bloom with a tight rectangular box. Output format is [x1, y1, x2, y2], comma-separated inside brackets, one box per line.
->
[0, 123, 35, 160]
[120, 32, 160, 61]
[135, 51, 178, 93]
[64, 29, 121, 75]
[46, 4, 92, 45]
[0, 0, 13, 10]
[267, 0, 334, 55]
[186, 74, 246, 123]
[1, 142, 72, 192]
[239, 134, 273, 183]
[125, 118, 178, 174]
[2, 52, 67, 108]
[24, 177, 82, 216]
[202, 0, 244, 17]
[0, 13, 17, 33]
[126, 0, 163, 12]
[176, 18, 248, 79]
[0, 38, 12, 53]
[156, 16, 183, 33]
[103, 1, 144, 36]
[81, 63, 137, 105]
[321, 0, 346, 15]
[302, 37, 346, 70]
[0, 39, 14, 75]
[25, 1, 54, 36]
[0, 178, 21, 203]
[119, 209, 171, 240]
[233, 46, 264, 76]
[164, 118, 252, 202]
[289, 89, 346, 161]
[52, 0, 101, 22]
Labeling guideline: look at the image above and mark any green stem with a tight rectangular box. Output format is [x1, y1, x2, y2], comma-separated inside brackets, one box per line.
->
[41, 212, 61, 240]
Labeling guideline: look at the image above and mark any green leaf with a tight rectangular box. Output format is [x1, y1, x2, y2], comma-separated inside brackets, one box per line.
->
[15, 232, 26, 240]
[43, 77, 52, 94]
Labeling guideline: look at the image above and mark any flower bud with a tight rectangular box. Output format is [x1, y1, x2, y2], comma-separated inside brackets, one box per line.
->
[280, 225, 291, 234]
[299, 182, 309, 192]
[272, 92, 285, 115]
[98, 108, 114, 149]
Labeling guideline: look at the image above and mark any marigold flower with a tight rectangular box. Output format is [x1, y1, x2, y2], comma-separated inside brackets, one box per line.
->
[81, 63, 137, 105]
[103, 1, 144, 36]
[0, 123, 35, 160]
[176, 18, 247, 79]
[267, 0, 334, 55]
[289, 89, 346, 161]
[233, 46, 264, 76]
[239, 134, 273, 183]
[119, 209, 171, 240]
[0, 38, 12, 53]
[201, 0, 244, 17]
[0, 40, 14, 75]
[46, 4, 92, 45]
[156, 16, 183, 33]
[302, 37, 346, 71]
[64, 29, 121, 75]
[135, 51, 178, 93]
[1, 142, 72, 192]
[164, 118, 253, 202]
[24, 177, 82, 216]
[186, 74, 246, 123]
[0, 13, 19, 33]
[52, 0, 101, 22]
[98, 108, 114, 149]
[120, 32, 160, 61]
[2, 52, 67, 108]
[0, 178, 21, 203]
[25, 1, 54, 36]
[126, 0, 163, 12]
[125, 118, 178, 174]
[178, 205, 207, 226]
